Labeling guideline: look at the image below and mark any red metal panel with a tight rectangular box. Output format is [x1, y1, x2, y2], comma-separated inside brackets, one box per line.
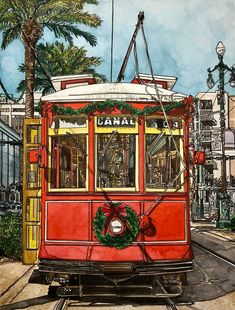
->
[144, 201, 186, 241]
[61, 77, 96, 90]
[89, 245, 143, 261]
[88, 116, 95, 191]
[39, 244, 192, 261]
[138, 117, 145, 192]
[39, 245, 88, 260]
[46, 201, 89, 241]
[145, 244, 193, 260]
[92, 201, 141, 242]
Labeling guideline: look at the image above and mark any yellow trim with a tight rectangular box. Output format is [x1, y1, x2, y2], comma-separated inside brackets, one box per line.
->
[49, 115, 88, 136]
[144, 128, 185, 192]
[96, 188, 137, 192]
[146, 188, 184, 193]
[94, 115, 138, 134]
[49, 188, 88, 193]
[22, 118, 42, 265]
[26, 225, 40, 250]
[26, 198, 41, 222]
[145, 116, 183, 135]
[48, 127, 88, 135]
[179, 137, 184, 188]
[95, 135, 139, 192]
[145, 128, 183, 135]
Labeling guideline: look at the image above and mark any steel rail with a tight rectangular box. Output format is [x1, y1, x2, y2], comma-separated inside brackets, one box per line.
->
[192, 240, 235, 268]
[53, 298, 67, 310]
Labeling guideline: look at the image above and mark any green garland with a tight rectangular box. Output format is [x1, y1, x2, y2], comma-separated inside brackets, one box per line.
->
[93, 204, 139, 249]
[53, 98, 187, 116]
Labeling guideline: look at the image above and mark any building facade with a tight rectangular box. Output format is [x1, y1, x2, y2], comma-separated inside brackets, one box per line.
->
[0, 93, 41, 137]
[193, 91, 235, 219]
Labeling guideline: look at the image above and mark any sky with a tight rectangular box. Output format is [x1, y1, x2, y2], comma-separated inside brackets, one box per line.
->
[0, 0, 235, 97]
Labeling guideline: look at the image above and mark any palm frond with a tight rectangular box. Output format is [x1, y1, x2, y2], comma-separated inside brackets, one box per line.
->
[1, 25, 21, 49]
[45, 23, 97, 46]
[16, 79, 26, 93]
[45, 12, 101, 28]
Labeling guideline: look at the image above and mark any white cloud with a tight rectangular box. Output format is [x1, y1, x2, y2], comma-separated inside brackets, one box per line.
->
[0, 0, 234, 96]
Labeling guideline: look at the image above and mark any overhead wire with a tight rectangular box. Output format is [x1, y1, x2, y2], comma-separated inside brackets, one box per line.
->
[140, 23, 185, 169]
[110, 0, 114, 82]
[131, 22, 188, 218]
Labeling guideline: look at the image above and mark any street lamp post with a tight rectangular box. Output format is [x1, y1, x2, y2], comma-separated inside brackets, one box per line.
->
[207, 41, 235, 224]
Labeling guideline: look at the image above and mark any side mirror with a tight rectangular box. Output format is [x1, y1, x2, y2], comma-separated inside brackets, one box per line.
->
[194, 151, 206, 165]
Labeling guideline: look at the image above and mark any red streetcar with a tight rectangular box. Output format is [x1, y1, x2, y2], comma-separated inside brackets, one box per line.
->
[23, 73, 194, 299]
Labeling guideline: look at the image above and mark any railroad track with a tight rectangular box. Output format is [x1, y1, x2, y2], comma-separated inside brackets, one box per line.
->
[53, 298, 180, 310]
[191, 240, 235, 268]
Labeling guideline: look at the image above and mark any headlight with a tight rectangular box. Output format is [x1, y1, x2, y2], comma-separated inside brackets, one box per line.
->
[110, 219, 124, 235]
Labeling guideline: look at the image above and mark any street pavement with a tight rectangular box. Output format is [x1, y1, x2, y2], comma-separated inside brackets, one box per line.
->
[191, 221, 235, 264]
[0, 222, 234, 309]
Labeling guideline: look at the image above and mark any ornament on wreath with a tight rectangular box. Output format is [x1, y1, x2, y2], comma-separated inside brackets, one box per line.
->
[140, 215, 156, 237]
[93, 202, 139, 249]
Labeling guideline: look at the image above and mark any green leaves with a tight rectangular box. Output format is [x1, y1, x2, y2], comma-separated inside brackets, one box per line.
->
[53, 99, 186, 116]
[0, 1, 101, 49]
[0, 212, 22, 258]
[17, 41, 106, 94]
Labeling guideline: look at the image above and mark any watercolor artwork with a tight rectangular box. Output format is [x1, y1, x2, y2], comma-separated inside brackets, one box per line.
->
[0, 1, 234, 309]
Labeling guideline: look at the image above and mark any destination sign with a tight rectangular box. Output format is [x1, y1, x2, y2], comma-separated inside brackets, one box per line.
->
[146, 118, 182, 129]
[97, 117, 136, 127]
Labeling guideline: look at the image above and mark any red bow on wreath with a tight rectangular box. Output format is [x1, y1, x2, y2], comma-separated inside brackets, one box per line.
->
[102, 203, 127, 217]
[102, 203, 130, 235]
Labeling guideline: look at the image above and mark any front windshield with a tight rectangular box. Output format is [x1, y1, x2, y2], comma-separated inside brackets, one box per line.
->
[96, 133, 136, 188]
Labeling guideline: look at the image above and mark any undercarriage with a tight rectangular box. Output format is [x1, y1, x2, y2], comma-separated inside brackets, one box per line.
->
[29, 259, 193, 299]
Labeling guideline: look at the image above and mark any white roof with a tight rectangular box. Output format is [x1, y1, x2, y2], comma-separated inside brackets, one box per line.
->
[41, 82, 186, 103]
[134, 74, 177, 90]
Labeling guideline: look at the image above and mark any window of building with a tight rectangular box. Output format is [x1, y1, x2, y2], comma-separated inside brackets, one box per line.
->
[225, 129, 235, 149]
[200, 100, 213, 109]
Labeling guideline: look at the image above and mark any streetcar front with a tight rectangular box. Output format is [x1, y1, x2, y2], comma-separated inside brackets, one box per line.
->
[23, 79, 194, 298]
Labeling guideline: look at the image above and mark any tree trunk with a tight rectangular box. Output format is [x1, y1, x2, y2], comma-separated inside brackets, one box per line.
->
[24, 42, 36, 118]
[22, 20, 42, 118]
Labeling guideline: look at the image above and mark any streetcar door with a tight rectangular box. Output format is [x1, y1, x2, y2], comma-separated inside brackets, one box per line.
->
[22, 119, 41, 264]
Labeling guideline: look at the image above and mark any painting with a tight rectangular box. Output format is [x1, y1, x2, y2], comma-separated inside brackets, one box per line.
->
[0, 1, 235, 309]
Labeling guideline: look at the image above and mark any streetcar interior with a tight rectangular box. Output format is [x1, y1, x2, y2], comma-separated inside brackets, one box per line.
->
[48, 115, 184, 191]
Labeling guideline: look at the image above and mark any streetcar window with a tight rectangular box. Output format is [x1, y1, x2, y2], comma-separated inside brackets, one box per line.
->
[50, 134, 87, 189]
[145, 134, 181, 189]
[96, 133, 136, 189]
[51, 116, 87, 129]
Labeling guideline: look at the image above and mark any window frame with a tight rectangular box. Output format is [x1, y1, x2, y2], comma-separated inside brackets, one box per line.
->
[48, 115, 89, 192]
[145, 116, 185, 192]
[94, 115, 139, 192]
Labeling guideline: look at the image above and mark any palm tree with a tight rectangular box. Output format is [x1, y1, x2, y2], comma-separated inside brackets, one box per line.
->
[17, 42, 107, 95]
[0, 0, 101, 117]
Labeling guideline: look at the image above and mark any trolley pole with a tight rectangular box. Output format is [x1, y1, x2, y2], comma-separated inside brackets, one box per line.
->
[207, 41, 235, 225]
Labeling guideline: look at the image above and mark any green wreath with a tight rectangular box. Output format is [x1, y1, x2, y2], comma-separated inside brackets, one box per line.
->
[93, 203, 139, 249]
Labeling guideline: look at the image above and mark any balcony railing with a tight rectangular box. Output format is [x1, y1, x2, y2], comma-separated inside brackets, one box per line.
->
[200, 110, 216, 126]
